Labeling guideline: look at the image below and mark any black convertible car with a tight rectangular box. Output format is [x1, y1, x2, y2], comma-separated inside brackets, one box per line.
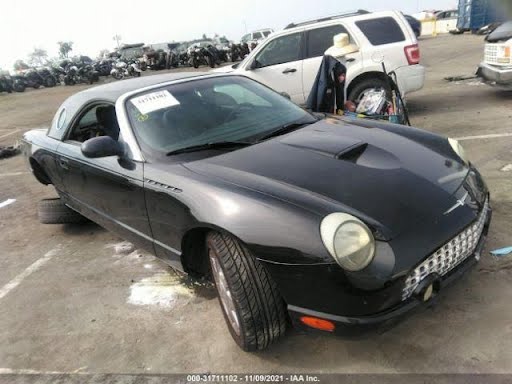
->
[22, 73, 491, 351]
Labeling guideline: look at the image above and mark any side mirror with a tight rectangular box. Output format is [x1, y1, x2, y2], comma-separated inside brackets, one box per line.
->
[248, 59, 261, 70]
[81, 136, 124, 158]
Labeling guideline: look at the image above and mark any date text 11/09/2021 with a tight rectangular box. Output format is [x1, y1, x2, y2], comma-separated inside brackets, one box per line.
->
[186, 374, 321, 382]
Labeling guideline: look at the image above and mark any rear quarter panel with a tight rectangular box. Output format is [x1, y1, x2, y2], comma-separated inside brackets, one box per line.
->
[22, 129, 63, 190]
[346, 11, 418, 90]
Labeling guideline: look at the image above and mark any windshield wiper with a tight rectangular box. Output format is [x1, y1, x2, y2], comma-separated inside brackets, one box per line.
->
[166, 141, 253, 156]
[257, 119, 316, 142]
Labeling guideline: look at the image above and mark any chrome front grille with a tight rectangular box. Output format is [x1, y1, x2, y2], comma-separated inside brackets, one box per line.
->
[484, 43, 512, 66]
[485, 44, 498, 65]
[402, 198, 489, 301]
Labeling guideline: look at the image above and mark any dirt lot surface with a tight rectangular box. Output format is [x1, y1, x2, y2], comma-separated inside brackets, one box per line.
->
[0, 34, 511, 380]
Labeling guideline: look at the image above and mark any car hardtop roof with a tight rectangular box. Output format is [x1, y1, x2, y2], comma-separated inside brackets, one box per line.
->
[71, 72, 209, 103]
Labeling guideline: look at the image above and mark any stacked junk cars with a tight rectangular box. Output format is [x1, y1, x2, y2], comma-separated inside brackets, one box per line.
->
[1, 57, 101, 94]
[0, 38, 257, 95]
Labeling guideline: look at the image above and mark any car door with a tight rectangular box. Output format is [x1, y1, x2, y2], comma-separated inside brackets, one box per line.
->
[57, 103, 154, 252]
[302, 23, 362, 102]
[245, 31, 305, 104]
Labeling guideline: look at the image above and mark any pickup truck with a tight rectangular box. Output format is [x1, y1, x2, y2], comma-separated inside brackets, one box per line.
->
[477, 21, 512, 88]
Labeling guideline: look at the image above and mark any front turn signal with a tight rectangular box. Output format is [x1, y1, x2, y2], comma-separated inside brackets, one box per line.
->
[300, 316, 335, 332]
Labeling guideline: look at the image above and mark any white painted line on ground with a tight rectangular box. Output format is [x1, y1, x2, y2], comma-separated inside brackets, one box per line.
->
[0, 246, 60, 301]
[0, 172, 29, 178]
[501, 164, 512, 172]
[0, 199, 16, 209]
[0, 129, 21, 140]
[455, 132, 512, 141]
[0, 368, 87, 375]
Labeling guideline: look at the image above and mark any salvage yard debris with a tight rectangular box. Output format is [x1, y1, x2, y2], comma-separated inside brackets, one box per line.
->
[0, 144, 20, 159]
[444, 75, 478, 82]
[128, 272, 194, 309]
[490, 247, 512, 257]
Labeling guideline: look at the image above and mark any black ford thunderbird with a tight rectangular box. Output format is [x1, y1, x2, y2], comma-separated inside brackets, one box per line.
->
[22, 73, 491, 351]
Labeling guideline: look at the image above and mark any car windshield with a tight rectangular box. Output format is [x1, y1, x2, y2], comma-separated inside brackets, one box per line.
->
[126, 76, 315, 156]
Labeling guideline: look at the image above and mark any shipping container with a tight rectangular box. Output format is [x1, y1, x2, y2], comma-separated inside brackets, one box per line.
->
[457, 0, 505, 31]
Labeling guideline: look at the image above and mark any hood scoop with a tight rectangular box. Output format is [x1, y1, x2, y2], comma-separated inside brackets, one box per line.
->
[280, 130, 363, 157]
[336, 142, 368, 161]
[279, 128, 400, 170]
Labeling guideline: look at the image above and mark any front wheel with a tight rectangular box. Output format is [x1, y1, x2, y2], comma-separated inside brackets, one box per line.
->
[207, 232, 287, 351]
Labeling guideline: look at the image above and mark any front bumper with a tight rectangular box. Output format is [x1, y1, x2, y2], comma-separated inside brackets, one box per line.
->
[476, 62, 512, 86]
[288, 205, 492, 336]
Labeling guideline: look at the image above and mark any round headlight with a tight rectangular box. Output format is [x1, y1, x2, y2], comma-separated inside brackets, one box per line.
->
[320, 213, 375, 271]
[448, 138, 468, 164]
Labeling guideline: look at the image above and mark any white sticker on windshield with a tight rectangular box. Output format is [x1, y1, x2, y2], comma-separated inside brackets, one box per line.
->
[130, 90, 180, 114]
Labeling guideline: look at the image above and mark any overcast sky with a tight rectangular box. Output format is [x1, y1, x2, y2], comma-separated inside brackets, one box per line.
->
[0, 0, 457, 69]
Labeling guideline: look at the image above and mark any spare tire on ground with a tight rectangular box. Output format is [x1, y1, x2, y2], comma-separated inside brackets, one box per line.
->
[38, 198, 89, 224]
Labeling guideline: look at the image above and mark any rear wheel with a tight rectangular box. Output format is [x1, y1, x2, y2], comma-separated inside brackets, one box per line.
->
[347, 78, 391, 104]
[38, 198, 89, 224]
[207, 231, 287, 351]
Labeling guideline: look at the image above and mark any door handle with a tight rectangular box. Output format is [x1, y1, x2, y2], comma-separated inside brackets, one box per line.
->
[58, 157, 69, 170]
[282, 68, 297, 74]
[345, 58, 356, 63]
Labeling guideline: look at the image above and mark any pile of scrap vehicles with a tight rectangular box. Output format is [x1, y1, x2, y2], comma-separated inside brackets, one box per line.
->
[0, 57, 100, 93]
[115, 33, 269, 72]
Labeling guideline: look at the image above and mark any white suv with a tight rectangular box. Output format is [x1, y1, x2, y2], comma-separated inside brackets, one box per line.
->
[241, 29, 274, 45]
[217, 10, 425, 105]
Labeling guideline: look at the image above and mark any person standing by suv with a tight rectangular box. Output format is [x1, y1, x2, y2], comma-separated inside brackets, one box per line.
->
[216, 10, 424, 106]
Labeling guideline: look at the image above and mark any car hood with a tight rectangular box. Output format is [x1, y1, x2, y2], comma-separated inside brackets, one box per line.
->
[486, 21, 512, 43]
[186, 118, 469, 239]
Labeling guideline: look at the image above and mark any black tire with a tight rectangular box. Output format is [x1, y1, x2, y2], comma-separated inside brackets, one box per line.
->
[347, 77, 391, 104]
[32, 82, 41, 89]
[193, 58, 199, 69]
[13, 82, 25, 92]
[38, 198, 88, 224]
[207, 231, 287, 351]
[45, 77, 56, 87]
[206, 55, 215, 68]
